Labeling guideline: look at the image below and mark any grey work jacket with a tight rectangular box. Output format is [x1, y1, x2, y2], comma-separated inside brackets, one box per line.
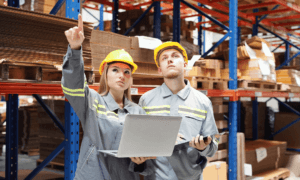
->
[61, 46, 153, 180]
[139, 81, 219, 180]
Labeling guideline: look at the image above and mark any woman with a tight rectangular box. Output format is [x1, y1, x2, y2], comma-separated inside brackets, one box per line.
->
[62, 14, 154, 180]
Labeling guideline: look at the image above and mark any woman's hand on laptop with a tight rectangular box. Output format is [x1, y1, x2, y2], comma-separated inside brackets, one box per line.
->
[130, 157, 157, 165]
[189, 135, 212, 151]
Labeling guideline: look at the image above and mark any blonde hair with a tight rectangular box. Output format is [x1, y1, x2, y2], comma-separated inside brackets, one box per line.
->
[98, 63, 132, 101]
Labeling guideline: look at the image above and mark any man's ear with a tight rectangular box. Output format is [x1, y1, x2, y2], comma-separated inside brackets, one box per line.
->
[158, 67, 163, 75]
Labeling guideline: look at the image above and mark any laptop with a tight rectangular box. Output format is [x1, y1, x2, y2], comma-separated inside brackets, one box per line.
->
[98, 114, 182, 158]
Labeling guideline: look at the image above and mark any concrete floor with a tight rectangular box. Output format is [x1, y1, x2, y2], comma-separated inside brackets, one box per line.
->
[0, 150, 64, 177]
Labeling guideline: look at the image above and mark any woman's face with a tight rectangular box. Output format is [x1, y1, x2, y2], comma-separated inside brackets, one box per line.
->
[107, 62, 132, 92]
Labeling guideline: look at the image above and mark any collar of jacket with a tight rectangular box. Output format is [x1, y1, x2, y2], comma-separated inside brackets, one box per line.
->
[103, 92, 132, 112]
[161, 79, 191, 100]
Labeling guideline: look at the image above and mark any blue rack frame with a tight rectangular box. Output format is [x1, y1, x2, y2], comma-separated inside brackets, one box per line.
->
[250, 3, 300, 153]
[5, 0, 81, 179]
[5, 0, 300, 179]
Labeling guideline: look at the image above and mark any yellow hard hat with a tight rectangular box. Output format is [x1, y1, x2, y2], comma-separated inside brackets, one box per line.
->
[154, 41, 188, 67]
[99, 49, 138, 75]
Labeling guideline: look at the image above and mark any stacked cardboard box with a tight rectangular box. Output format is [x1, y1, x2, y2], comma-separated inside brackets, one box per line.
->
[188, 60, 224, 78]
[241, 101, 266, 139]
[18, 105, 40, 156]
[245, 140, 287, 175]
[116, 11, 196, 44]
[214, 36, 277, 83]
[274, 112, 300, 149]
[276, 69, 300, 86]
[20, 0, 65, 17]
[0, 6, 93, 72]
[220, 69, 242, 79]
[90, 30, 158, 77]
[102, 10, 199, 59]
[38, 100, 83, 164]
[210, 97, 228, 131]
[207, 97, 229, 166]
[237, 50, 276, 82]
[206, 133, 246, 180]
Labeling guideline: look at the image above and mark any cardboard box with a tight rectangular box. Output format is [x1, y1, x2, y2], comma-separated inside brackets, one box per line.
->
[91, 30, 113, 46]
[215, 120, 228, 130]
[210, 97, 224, 105]
[207, 149, 228, 162]
[111, 33, 131, 50]
[244, 36, 271, 50]
[213, 105, 228, 114]
[130, 37, 139, 49]
[214, 113, 224, 121]
[203, 161, 227, 180]
[245, 140, 287, 175]
[241, 102, 266, 139]
[129, 49, 154, 63]
[274, 113, 300, 149]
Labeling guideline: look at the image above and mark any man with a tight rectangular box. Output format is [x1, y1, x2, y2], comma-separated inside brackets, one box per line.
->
[138, 42, 219, 180]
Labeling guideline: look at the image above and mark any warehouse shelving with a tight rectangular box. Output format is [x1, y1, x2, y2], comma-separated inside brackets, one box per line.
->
[2, 0, 300, 179]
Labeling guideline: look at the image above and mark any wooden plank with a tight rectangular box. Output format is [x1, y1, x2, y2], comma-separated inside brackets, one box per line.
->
[237, 133, 245, 180]
[253, 168, 290, 180]
[188, 77, 229, 90]
[238, 80, 277, 91]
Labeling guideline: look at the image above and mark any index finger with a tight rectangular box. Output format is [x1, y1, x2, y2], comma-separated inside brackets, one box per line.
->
[78, 14, 84, 33]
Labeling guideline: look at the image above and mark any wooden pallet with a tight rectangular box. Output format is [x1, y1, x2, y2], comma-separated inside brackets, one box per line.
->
[238, 80, 277, 91]
[19, 149, 39, 156]
[37, 159, 64, 171]
[0, 60, 94, 84]
[276, 83, 291, 92]
[289, 84, 300, 93]
[254, 168, 290, 180]
[188, 76, 228, 90]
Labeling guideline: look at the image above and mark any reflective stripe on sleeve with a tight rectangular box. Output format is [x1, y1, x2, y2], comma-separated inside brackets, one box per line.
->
[61, 84, 85, 97]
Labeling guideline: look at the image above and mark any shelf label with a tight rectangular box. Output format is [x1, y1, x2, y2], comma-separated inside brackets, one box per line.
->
[255, 92, 262, 97]
[287, 2, 292, 7]
[289, 93, 294, 98]
[256, 147, 267, 163]
[131, 88, 138, 95]
[199, 90, 207, 95]
[244, 164, 253, 176]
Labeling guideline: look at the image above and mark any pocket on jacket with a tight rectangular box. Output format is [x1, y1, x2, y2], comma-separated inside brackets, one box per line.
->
[80, 145, 98, 169]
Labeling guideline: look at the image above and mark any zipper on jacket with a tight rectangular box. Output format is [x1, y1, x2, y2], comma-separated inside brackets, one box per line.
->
[81, 145, 95, 170]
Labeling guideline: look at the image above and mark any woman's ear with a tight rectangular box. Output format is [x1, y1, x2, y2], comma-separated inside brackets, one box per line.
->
[184, 61, 188, 68]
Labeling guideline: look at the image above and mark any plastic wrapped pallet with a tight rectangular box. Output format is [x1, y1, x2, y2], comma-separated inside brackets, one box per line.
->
[276, 69, 300, 86]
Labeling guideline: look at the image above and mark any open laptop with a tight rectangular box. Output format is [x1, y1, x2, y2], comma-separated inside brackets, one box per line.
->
[98, 114, 182, 158]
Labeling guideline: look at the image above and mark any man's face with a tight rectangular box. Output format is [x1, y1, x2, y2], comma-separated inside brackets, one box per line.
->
[158, 49, 187, 79]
